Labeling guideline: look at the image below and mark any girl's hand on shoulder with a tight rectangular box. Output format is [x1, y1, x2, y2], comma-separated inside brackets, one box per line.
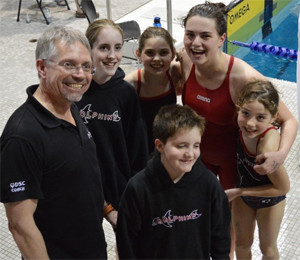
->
[175, 47, 185, 63]
[254, 125, 283, 175]
[255, 128, 283, 175]
[254, 150, 284, 175]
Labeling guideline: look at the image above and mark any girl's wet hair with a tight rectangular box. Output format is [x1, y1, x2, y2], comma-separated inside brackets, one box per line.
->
[85, 18, 124, 49]
[137, 26, 176, 54]
[236, 80, 279, 117]
[182, 1, 227, 36]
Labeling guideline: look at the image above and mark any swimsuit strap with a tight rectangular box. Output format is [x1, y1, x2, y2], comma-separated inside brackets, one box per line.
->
[256, 126, 277, 151]
[137, 69, 175, 96]
[137, 69, 142, 96]
[227, 55, 234, 76]
[189, 55, 234, 88]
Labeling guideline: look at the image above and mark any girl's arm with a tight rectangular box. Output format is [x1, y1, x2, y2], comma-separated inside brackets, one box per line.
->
[170, 60, 183, 95]
[174, 47, 193, 96]
[124, 70, 138, 91]
[225, 129, 290, 202]
[254, 99, 298, 174]
[232, 60, 298, 175]
[226, 165, 290, 202]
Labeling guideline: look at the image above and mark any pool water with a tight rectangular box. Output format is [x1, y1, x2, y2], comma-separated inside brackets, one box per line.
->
[232, 0, 298, 82]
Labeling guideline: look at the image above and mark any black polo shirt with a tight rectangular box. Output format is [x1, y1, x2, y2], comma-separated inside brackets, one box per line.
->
[1, 85, 107, 259]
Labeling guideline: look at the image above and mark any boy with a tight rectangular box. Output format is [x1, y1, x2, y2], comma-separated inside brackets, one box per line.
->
[116, 104, 231, 259]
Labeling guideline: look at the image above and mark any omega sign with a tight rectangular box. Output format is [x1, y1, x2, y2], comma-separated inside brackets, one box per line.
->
[228, 3, 250, 24]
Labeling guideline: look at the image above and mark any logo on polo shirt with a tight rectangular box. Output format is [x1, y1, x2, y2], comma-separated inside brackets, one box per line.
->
[10, 181, 26, 193]
[80, 104, 121, 124]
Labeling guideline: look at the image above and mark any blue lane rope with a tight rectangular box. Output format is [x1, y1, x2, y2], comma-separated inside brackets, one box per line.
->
[229, 40, 298, 60]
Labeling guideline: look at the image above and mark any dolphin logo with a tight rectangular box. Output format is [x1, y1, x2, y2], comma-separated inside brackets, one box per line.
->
[152, 209, 202, 228]
[80, 104, 92, 124]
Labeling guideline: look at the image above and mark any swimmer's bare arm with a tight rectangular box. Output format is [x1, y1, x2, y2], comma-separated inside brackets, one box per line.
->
[124, 70, 138, 91]
[170, 60, 184, 95]
[225, 130, 290, 202]
[231, 58, 298, 174]
[254, 99, 298, 174]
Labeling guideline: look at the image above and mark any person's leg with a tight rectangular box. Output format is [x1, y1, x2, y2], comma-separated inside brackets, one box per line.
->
[232, 197, 256, 260]
[217, 161, 236, 191]
[256, 200, 285, 260]
[75, 0, 85, 18]
[75, 0, 81, 12]
[55, 0, 67, 6]
[75, 0, 99, 19]
[202, 159, 237, 260]
[218, 162, 237, 259]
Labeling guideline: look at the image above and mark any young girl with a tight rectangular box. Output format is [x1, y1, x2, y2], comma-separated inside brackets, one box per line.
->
[125, 26, 182, 155]
[226, 80, 290, 260]
[76, 19, 148, 222]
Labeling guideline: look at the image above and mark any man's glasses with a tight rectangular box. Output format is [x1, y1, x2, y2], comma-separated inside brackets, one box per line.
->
[44, 59, 95, 75]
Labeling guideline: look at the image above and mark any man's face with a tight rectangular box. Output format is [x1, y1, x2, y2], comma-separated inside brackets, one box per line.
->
[42, 41, 93, 104]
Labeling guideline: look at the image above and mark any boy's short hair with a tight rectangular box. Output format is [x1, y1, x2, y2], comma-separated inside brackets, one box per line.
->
[153, 104, 205, 144]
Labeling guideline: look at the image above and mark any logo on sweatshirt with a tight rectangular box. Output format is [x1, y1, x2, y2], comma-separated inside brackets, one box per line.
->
[79, 104, 121, 124]
[152, 209, 202, 228]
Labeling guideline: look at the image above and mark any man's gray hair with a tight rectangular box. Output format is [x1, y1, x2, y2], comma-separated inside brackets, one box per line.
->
[35, 26, 91, 60]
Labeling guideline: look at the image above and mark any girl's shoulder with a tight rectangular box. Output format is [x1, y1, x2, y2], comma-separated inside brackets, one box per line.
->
[231, 57, 265, 82]
[257, 127, 280, 154]
[124, 69, 139, 90]
[230, 56, 266, 101]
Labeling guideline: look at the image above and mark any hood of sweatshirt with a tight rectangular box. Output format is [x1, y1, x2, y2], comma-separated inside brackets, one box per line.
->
[89, 67, 125, 91]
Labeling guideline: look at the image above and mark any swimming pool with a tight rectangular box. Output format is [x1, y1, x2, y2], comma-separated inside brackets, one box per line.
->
[228, 0, 298, 82]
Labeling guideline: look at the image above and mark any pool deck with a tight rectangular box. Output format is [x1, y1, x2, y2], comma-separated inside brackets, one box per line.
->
[0, 0, 299, 259]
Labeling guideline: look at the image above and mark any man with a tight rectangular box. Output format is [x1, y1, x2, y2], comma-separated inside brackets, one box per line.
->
[0, 26, 109, 259]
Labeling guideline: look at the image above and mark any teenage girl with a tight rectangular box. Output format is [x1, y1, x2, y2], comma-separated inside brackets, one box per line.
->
[226, 80, 290, 260]
[180, 1, 297, 188]
[125, 26, 182, 155]
[180, 2, 297, 258]
[76, 19, 148, 225]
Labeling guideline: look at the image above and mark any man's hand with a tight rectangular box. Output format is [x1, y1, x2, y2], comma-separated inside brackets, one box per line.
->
[175, 47, 185, 63]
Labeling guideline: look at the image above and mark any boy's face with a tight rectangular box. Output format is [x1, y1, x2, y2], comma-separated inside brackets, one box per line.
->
[155, 126, 201, 181]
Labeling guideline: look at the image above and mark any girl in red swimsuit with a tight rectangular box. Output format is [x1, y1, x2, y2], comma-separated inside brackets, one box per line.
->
[125, 26, 182, 155]
[180, 1, 297, 187]
[180, 2, 297, 258]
